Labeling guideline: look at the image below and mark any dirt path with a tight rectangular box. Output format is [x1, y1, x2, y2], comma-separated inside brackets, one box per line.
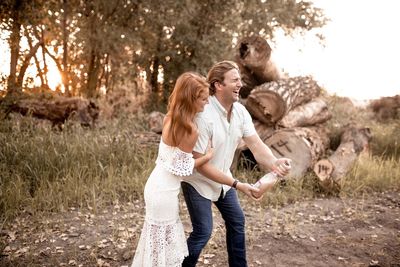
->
[1, 191, 399, 267]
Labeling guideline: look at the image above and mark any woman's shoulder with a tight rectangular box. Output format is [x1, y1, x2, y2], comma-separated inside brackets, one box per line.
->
[177, 124, 198, 153]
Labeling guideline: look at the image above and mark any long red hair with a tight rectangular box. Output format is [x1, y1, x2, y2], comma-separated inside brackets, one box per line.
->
[167, 72, 209, 146]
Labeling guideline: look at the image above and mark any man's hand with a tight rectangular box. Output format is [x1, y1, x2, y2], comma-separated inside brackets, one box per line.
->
[273, 158, 292, 177]
[236, 182, 263, 201]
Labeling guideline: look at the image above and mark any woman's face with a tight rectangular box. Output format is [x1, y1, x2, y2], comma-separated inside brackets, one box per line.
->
[194, 90, 209, 112]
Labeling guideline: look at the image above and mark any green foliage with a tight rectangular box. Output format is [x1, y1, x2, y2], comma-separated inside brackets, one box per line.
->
[0, 0, 327, 99]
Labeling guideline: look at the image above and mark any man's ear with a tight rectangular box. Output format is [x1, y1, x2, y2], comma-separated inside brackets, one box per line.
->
[214, 81, 223, 91]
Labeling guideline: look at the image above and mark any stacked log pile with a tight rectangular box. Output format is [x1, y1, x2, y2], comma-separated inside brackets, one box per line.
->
[234, 35, 371, 191]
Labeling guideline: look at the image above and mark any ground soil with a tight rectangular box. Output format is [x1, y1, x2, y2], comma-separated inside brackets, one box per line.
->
[1, 191, 399, 267]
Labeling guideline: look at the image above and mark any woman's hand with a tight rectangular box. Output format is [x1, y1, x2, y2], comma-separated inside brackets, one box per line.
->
[236, 182, 262, 201]
[204, 146, 214, 161]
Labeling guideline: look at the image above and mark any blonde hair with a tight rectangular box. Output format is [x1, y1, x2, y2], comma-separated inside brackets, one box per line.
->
[207, 60, 239, 95]
[167, 72, 209, 146]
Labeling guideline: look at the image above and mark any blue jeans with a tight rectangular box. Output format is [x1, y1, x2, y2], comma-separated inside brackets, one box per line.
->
[181, 182, 247, 267]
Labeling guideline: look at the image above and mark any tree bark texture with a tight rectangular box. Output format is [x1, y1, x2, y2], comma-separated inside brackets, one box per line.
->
[245, 76, 322, 125]
[313, 126, 372, 190]
[16, 40, 43, 88]
[245, 89, 286, 126]
[278, 98, 332, 128]
[7, 0, 23, 94]
[264, 127, 330, 179]
[234, 35, 281, 98]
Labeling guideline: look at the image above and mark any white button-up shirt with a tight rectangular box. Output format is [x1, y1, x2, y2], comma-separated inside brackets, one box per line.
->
[184, 96, 256, 201]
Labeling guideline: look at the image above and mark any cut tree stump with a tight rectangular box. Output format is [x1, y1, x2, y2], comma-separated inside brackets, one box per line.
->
[313, 125, 372, 190]
[263, 127, 330, 178]
[9, 96, 99, 128]
[245, 90, 286, 126]
[245, 76, 322, 126]
[278, 98, 332, 128]
[235, 35, 281, 98]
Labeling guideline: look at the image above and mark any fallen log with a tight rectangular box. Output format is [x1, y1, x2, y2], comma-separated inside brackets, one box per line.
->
[245, 76, 322, 125]
[8, 96, 99, 128]
[313, 125, 372, 190]
[254, 120, 276, 143]
[278, 98, 332, 128]
[263, 127, 330, 178]
[234, 35, 281, 98]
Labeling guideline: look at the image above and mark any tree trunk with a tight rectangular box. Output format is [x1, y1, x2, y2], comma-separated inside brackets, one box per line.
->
[26, 32, 46, 88]
[245, 76, 322, 125]
[150, 56, 160, 93]
[313, 126, 372, 191]
[263, 127, 330, 179]
[234, 35, 281, 98]
[7, 0, 23, 95]
[16, 40, 43, 88]
[41, 30, 49, 86]
[278, 98, 332, 128]
[62, 0, 70, 95]
[86, 51, 101, 98]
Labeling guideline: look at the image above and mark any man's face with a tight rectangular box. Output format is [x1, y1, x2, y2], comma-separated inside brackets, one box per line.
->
[219, 69, 242, 103]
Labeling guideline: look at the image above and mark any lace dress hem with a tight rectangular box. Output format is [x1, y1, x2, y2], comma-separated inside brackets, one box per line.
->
[131, 218, 188, 267]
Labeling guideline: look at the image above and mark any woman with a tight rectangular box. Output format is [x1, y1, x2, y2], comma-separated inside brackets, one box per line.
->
[131, 72, 213, 267]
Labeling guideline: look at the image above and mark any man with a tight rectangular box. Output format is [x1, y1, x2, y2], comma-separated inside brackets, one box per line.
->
[181, 60, 291, 267]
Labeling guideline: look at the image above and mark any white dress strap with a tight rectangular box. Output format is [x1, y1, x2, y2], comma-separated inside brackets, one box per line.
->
[155, 141, 195, 176]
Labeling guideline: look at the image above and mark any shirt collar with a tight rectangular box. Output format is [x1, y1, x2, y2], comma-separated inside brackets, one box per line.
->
[210, 95, 229, 117]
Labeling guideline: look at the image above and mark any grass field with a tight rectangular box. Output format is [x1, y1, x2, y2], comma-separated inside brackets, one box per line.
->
[0, 99, 399, 223]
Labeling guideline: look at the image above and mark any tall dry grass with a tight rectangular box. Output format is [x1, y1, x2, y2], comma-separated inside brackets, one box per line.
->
[0, 113, 156, 220]
[0, 95, 399, 220]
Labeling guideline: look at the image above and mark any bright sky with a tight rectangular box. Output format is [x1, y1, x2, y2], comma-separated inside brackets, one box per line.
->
[271, 0, 400, 101]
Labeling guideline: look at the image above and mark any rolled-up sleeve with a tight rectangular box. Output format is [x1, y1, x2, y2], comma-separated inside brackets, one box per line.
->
[242, 107, 256, 137]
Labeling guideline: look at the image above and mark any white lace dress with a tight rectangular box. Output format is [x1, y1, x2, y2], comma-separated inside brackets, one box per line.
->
[131, 140, 194, 267]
